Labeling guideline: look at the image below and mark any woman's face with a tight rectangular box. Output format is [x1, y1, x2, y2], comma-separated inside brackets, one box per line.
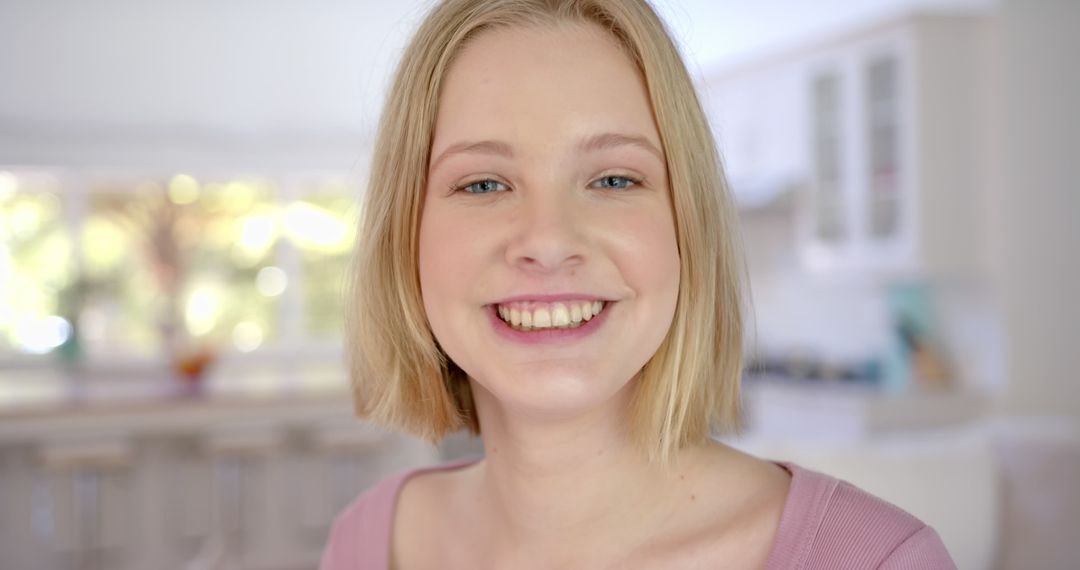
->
[418, 22, 680, 420]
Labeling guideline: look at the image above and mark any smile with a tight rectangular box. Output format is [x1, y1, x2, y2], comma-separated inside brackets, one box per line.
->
[495, 300, 607, 332]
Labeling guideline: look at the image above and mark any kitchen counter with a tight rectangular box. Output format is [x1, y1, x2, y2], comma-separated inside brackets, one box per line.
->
[0, 361, 355, 443]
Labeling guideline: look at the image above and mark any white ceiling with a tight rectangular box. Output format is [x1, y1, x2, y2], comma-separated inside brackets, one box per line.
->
[0, 0, 994, 168]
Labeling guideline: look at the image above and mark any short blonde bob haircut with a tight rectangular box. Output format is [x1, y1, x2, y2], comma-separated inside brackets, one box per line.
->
[346, 0, 745, 463]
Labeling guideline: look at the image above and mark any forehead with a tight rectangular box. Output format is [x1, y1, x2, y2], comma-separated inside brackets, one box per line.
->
[431, 21, 662, 153]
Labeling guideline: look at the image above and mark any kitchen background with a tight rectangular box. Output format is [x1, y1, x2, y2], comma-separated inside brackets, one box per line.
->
[0, 0, 1076, 568]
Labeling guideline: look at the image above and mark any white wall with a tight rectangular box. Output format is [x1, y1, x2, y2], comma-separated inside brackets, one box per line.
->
[992, 0, 1080, 418]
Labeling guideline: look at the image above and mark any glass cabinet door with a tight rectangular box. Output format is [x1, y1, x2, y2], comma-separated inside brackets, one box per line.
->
[865, 55, 901, 240]
[811, 72, 845, 243]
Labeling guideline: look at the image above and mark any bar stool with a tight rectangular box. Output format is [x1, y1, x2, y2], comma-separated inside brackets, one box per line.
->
[186, 421, 284, 570]
[299, 419, 388, 533]
[300, 420, 440, 536]
[35, 431, 135, 570]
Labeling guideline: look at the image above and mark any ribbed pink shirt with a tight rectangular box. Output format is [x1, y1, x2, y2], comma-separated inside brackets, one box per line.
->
[320, 459, 956, 569]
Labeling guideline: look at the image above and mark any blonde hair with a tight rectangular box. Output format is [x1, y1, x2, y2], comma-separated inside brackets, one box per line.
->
[346, 0, 745, 463]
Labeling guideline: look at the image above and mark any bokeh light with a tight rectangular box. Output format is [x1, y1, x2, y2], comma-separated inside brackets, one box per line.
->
[167, 174, 200, 205]
[185, 284, 223, 337]
[256, 266, 288, 297]
[232, 321, 264, 352]
[284, 201, 350, 252]
[15, 316, 71, 354]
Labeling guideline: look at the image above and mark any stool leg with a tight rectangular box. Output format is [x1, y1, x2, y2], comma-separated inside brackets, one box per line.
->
[74, 468, 100, 570]
[214, 458, 245, 565]
[31, 474, 55, 545]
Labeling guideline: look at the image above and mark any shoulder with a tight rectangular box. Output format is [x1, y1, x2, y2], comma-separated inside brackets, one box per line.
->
[319, 470, 411, 570]
[766, 463, 956, 569]
[319, 458, 481, 570]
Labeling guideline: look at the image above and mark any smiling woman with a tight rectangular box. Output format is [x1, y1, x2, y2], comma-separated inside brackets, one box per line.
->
[324, 1, 955, 569]
[349, 0, 740, 465]
[419, 20, 687, 447]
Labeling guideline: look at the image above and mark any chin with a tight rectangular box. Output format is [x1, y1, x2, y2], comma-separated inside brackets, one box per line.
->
[470, 365, 632, 420]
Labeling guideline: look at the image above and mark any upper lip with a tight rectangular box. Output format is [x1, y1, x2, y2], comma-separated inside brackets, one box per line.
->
[490, 293, 612, 305]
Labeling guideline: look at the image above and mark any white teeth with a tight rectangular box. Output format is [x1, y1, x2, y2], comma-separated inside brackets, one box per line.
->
[533, 307, 552, 327]
[552, 303, 570, 327]
[495, 300, 608, 331]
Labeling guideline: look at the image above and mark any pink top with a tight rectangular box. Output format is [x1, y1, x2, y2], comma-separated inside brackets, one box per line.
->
[320, 459, 956, 569]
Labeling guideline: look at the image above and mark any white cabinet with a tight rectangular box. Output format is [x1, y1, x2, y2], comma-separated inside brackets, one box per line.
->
[706, 13, 994, 277]
[705, 61, 809, 210]
[799, 29, 916, 274]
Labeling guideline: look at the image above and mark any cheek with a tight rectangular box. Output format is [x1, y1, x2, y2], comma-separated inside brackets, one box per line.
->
[418, 212, 454, 316]
[637, 209, 682, 356]
[615, 207, 681, 298]
[651, 235, 681, 330]
[418, 207, 483, 335]
[418, 213, 450, 295]
[598, 206, 680, 379]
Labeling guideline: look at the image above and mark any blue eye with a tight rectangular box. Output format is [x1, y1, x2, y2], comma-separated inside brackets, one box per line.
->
[591, 175, 641, 190]
[459, 179, 508, 194]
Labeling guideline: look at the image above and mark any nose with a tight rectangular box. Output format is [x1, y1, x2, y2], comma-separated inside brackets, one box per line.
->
[504, 188, 587, 274]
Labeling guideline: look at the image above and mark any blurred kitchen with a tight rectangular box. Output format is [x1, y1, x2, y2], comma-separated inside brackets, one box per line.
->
[0, 0, 1076, 568]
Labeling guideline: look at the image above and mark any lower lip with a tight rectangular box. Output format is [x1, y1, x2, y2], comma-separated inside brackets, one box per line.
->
[487, 303, 614, 345]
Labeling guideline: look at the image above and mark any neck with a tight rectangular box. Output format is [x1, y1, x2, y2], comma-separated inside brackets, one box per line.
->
[466, 381, 710, 562]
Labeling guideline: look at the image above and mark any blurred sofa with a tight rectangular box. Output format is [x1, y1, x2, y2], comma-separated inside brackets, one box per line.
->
[727, 417, 1080, 570]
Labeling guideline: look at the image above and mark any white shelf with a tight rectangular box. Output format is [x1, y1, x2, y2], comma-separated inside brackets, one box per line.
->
[743, 379, 985, 440]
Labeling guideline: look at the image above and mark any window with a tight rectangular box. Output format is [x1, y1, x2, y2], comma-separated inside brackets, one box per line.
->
[0, 169, 359, 370]
[287, 189, 358, 338]
[0, 172, 73, 355]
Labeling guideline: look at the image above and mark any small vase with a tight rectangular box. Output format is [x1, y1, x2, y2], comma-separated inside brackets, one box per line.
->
[172, 346, 216, 398]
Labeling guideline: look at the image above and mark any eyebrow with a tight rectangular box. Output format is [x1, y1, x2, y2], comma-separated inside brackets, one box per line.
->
[429, 132, 664, 170]
[430, 139, 514, 170]
[578, 132, 664, 162]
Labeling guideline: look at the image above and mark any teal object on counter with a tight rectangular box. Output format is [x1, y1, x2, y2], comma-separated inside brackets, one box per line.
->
[884, 280, 936, 394]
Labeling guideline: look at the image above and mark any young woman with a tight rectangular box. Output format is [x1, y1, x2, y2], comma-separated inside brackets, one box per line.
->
[321, 1, 956, 568]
